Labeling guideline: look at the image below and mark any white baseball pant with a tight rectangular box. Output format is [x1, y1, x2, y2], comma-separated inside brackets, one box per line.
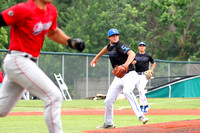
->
[104, 71, 144, 125]
[0, 51, 63, 133]
[136, 74, 149, 106]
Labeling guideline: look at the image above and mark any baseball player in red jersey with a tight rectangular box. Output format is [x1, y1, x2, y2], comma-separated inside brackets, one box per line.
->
[0, 0, 85, 133]
[90, 29, 149, 129]
[133, 42, 156, 114]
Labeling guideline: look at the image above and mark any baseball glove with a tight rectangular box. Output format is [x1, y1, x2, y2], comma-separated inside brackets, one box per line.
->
[112, 65, 129, 78]
[144, 70, 153, 80]
[68, 38, 85, 52]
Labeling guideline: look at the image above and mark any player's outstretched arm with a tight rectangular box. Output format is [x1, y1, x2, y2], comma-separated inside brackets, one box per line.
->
[90, 46, 108, 67]
[47, 27, 70, 44]
[47, 27, 85, 52]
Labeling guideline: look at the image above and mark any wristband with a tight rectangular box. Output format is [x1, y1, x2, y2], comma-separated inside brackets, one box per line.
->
[67, 39, 73, 48]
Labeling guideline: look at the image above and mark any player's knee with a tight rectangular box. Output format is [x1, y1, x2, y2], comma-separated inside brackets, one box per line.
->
[45, 91, 63, 106]
[53, 91, 63, 103]
[123, 91, 135, 99]
[104, 100, 114, 111]
[104, 98, 114, 107]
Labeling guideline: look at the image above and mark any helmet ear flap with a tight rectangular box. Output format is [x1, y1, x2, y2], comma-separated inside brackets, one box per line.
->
[108, 29, 119, 37]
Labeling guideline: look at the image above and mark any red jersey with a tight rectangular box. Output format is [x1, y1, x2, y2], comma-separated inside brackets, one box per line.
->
[2, 0, 58, 57]
[0, 71, 4, 83]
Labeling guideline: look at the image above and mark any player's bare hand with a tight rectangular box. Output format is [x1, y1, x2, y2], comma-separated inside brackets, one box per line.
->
[90, 59, 97, 67]
[132, 60, 137, 65]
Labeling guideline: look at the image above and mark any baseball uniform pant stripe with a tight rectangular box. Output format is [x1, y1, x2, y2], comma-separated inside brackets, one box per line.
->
[0, 53, 63, 133]
[14, 56, 55, 133]
[130, 91, 143, 116]
[123, 71, 143, 118]
[104, 71, 143, 125]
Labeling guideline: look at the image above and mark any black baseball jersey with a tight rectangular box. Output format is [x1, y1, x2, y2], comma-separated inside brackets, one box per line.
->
[107, 41, 135, 71]
[134, 53, 155, 72]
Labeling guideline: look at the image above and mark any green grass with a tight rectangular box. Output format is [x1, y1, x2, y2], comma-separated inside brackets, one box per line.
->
[0, 98, 199, 133]
[12, 98, 200, 112]
[1, 115, 199, 133]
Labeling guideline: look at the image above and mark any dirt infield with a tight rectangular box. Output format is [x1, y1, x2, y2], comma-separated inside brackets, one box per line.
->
[8, 109, 200, 116]
[8, 109, 200, 133]
[83, 119, 200, 133]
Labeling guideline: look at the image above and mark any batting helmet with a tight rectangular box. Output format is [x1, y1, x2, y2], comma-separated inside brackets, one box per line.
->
[138, 42, 146, 46]
[108, 29, 119, 37]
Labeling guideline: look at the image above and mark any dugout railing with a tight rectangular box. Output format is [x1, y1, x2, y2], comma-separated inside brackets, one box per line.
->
[0, 49, 199, 99]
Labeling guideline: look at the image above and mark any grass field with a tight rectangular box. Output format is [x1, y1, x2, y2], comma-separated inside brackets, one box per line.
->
[0, 98, 200, 133]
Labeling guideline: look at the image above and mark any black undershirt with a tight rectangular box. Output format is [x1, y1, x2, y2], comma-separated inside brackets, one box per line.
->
[0, 14, 7, 27]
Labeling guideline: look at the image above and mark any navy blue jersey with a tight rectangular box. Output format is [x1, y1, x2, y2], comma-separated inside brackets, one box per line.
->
[107, 41, 135, 71]
[134, 53, 155, 72]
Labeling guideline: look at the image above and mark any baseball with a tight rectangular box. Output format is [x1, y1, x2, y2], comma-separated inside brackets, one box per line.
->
[92, 63, 96, 67]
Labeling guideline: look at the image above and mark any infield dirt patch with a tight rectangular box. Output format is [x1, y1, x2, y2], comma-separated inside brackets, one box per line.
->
[83, 119, 200, 133]
[8, 109, 200, 116]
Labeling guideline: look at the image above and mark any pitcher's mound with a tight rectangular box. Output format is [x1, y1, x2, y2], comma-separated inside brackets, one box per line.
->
[83, 119, 200, 133]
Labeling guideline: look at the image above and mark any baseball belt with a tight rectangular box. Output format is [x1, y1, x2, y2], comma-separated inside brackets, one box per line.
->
[8, 51, 37, 63]
[137, 72, 144, 75]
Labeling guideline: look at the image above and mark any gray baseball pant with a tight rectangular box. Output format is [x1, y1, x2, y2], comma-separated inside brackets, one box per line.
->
[0, 51, 63, 133]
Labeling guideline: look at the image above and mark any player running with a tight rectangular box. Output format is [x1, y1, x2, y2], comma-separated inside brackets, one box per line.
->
[0, 0, 84, 133]
[132, 42, 156, 113]
[90, 29, 149, 129]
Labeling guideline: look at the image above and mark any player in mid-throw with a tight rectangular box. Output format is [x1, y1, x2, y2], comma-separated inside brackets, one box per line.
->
[132, 42, 156, 113]
[90, 29, 149, 129]
[0, 0, 85, 133]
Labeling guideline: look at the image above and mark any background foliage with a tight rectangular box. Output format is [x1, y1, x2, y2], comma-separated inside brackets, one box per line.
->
[0, 0, 200, 61]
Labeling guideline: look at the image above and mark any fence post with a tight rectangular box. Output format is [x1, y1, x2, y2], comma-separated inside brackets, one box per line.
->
[86, 56, 89, 98]
[168, 63, 170, 82]
[62, 55, 65, 79]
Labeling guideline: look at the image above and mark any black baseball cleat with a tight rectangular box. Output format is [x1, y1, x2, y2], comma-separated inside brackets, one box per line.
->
[96, 123, 115, 129]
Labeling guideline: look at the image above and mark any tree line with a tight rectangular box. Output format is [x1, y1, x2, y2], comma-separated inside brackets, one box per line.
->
[0, 0, 200, 61]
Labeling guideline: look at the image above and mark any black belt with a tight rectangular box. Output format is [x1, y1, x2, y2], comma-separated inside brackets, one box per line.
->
[137, 72, 144, 75]
[8, 51, 37, 63]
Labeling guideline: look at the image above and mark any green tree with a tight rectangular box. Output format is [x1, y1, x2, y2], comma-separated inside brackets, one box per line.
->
[1, 0, 200, 61]
[0, 27, 7, 49]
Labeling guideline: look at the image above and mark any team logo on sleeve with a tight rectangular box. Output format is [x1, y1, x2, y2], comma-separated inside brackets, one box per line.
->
[33, 21, 52, 35]
[8, 10, 14, 16]
[121, 45, 130, 54]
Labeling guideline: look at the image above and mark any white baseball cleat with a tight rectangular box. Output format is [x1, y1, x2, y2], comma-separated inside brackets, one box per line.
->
[96, 123, 115, 129]
[139, 116, 149, 124]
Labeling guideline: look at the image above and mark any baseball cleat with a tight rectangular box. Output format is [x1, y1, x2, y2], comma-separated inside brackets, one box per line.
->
[139, 116, 149, 124]
[143, 105, 150, 114]
[96, 123, 115, 129]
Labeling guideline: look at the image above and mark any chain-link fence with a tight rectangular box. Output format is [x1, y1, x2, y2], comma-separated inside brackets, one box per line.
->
[0, 49, 200, 99]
